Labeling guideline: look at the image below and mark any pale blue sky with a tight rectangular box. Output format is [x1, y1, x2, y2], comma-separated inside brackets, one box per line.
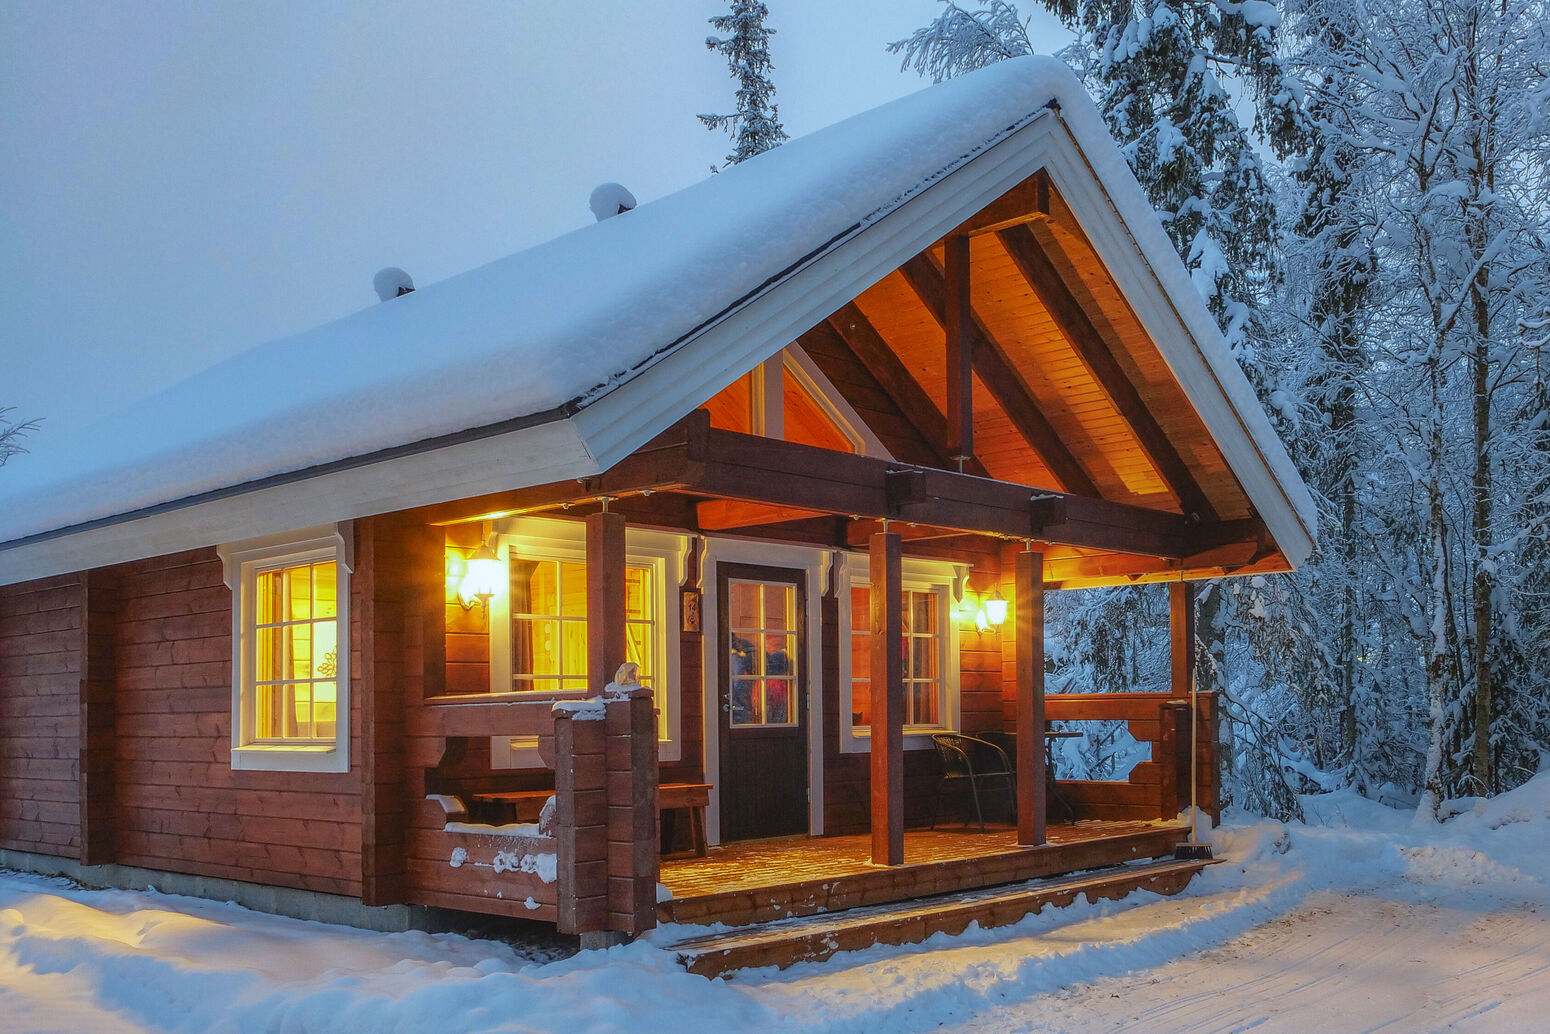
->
[1, 1, 1067, 431]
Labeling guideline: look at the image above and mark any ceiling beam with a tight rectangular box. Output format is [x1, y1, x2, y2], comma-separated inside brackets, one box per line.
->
[997, 223, 1218, 523]
[697, 500, 826, 532]
[898, 253, 1101, 498]
[823, 304, 989, 477]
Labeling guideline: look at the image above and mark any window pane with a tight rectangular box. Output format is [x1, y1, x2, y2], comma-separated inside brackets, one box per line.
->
[314, 562, 337, 619]
[909, 591, 935, 636]
[255, 684, 283, 738]
[852, 680, 871, 726]
[729, 581, 759, 629]
[911, 635, 938, 682]
[256, 627, 282, 682]
[514, 617, 561, 677]
[562, 620, 589, 684]
[559, 561, 587, 617]
[510, 559, 541, 614]
[850, 585, 870, 633]
[730, 676, 761, 725]
[313, 682, 337, 739]
[911, 681, 940, 726]
[763, 584, 793, 630]
[625, 567, 651, 620]
[763, 633, 795, 676]
[626, 620, 651, 679]
[314, 620, 339, 679]
[289, 623, 313, 681]
[256, 569, 283, 624]
[284, 684, 304, 738]
[765, 679, 792, 724]
[850, 633, 871, 683]
[284, 565, 311, 620]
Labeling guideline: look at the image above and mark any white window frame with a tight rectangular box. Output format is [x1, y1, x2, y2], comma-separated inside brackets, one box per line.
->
[487, 516, 687, 768]
[835, 552, 965, 754]
[220, 524, 353, 773]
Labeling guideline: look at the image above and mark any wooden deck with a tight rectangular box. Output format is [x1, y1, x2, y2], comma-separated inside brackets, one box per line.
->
[659, 819, 1186, 927]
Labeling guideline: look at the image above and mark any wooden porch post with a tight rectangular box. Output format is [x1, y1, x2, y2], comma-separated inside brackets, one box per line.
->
[944, 233, 974, 467]
[1015, 549, 1046, 846]
[586, 511, 627, 689]
[870, 530, 905, 865]
[1169, 581, 1195, 698]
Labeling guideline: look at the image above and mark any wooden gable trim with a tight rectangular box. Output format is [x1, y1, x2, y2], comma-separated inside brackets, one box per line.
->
[996, 224, 1218, 522]
[898, 253, 1101, 497]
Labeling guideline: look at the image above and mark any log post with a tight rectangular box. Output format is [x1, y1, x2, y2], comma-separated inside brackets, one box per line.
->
[604, 688, 658, 937]
[944, 234, 974, 467]
[555, 707, 609, 938]
[1015, 549, 1046, 846]
[1169, 581, 1195, 700]
[586, 511, 627, 688]
[869, 530, 904, 865]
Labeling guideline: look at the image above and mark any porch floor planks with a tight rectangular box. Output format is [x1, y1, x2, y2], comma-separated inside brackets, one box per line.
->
[659, 820, 1186, 927]
[669, 855, 1216, 978]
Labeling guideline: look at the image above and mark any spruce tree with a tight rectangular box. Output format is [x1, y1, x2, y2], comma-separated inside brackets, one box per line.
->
[699, 1, 788, 167]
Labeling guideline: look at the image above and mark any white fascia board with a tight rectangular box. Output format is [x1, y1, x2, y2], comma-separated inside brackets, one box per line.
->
[1037, 118, 1316, 568]
[573, 112, 1062, 469]
[0, 418, 596, 585]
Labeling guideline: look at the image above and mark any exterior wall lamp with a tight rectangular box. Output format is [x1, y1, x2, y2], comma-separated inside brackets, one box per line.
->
[458, 541, 503, 612]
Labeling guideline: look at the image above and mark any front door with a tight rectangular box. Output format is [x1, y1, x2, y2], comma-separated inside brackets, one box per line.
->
[717, 563, 808, 841]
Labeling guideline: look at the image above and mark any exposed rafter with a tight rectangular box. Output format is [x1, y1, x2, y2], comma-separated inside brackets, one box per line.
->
[952, 170, 1052, 236]
[898, 253, 1101, 498]
[998, 223, 1218, 523]
[823, 304, 989, 478]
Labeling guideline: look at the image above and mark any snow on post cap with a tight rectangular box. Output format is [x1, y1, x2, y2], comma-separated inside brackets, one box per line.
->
[373, 267, 415, 301]
[589, 183, 637, 222]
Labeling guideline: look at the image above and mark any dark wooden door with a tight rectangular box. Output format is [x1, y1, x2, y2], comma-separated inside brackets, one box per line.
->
[717, 563, 808, 841]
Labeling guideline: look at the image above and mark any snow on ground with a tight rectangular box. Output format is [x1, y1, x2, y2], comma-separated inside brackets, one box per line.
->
[6, 774, 1550, 1033]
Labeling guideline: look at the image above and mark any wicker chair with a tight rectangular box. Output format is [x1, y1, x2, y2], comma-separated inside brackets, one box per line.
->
[930, 733, 1015, 831]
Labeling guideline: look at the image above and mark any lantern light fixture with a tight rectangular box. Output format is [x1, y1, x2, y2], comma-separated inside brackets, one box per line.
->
[458, 540, 503, 612]
[982, 586, 1008, 628]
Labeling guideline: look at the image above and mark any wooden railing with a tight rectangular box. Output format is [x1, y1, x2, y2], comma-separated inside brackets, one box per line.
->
[405, 689, 659, 938]
[1043, 692, 1217, 823]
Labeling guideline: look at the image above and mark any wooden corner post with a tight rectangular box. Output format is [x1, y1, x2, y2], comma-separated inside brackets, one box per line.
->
[1016, 549, 1046, 846]
[586, 511, 627, 686]
[79, 569, 118, 866]
[869, 530, 905, 866]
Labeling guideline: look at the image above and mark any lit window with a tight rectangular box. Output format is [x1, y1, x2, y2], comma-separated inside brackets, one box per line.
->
[849, 586, 942, 729]
[508, 559, 655, 694]
[488, 518, 688, 767]
[220, 526, 352, 773]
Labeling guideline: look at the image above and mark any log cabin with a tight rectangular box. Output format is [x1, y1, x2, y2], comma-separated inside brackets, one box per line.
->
[0, 57, 1314, 963]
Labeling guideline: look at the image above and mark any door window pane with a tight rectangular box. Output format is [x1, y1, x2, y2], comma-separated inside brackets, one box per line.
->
[727, 579, 799, 727]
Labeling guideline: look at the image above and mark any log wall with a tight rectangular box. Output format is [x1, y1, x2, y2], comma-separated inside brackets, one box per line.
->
[0, 574, 82, 856]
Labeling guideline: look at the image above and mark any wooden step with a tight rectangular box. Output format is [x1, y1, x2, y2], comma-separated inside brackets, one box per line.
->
[670, 856, 1215, 979]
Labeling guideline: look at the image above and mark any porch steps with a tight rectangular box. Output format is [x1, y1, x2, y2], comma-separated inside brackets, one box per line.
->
[669, 856, 1215, 978]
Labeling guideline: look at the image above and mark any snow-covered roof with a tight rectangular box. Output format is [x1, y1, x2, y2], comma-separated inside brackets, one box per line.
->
[0, 56, 1316, 584]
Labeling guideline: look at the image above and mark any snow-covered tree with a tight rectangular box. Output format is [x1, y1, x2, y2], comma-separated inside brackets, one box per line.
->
[699, 0, 788, 167]
[0, 408, 36, 468]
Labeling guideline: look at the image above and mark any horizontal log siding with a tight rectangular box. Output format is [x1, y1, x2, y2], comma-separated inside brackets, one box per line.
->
[111, 548, 361, 896]
[0, 574, 82, 855]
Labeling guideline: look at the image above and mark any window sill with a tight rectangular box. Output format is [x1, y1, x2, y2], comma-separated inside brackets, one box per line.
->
[231, 744, 348, 773]
[840, 727, 950, 754]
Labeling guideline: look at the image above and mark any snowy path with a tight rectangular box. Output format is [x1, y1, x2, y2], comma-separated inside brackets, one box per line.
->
[4, 778, 1550, 1033]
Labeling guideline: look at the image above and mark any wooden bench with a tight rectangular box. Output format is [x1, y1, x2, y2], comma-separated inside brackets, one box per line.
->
[471, 782, 712, 857]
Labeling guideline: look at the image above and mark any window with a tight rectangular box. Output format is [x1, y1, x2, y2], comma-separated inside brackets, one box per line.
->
[489, 518, 687, 767]
[726, 578, 798, 727]
[838, 553, 963, 752]
[508, 559, 656, 694]
[850, 586, 941, 728]
[220, 525, 352, 773]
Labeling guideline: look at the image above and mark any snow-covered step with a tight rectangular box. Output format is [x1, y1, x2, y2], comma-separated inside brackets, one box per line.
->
[670, 856, 1215, 978]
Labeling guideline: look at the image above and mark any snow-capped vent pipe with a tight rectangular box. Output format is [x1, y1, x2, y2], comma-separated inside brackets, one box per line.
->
[589, 183, 637, 222]
[373, 267, 415, 301]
